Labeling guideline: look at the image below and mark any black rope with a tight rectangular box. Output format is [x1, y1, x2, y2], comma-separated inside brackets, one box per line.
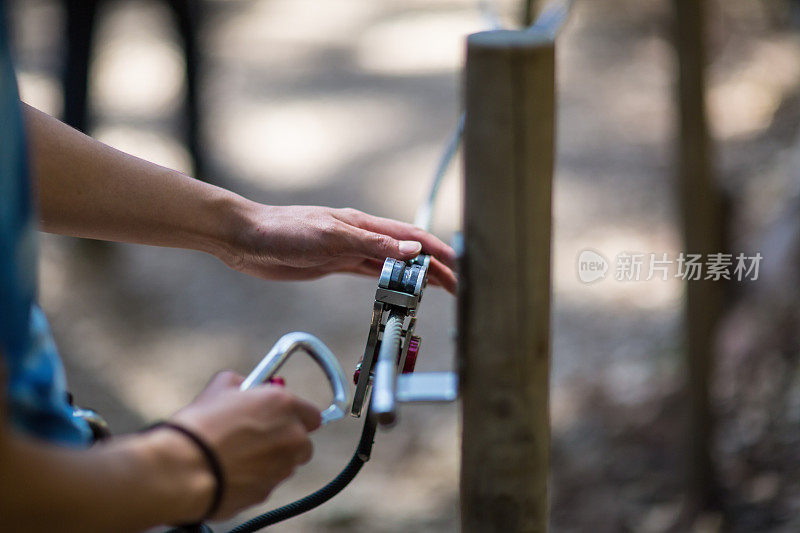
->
[226, 416, 377, 533]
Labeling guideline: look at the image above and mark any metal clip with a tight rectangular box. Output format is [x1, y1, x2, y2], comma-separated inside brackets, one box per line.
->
[241, 332, 350, 425]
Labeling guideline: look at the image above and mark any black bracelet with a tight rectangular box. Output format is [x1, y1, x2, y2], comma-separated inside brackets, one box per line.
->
[145, 421, 225, 524]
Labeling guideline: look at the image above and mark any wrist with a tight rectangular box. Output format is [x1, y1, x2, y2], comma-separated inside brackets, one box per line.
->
[134, 427, 215, 525]
[200, 189, 264, 267]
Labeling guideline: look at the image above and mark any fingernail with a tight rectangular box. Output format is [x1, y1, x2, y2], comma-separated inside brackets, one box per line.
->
[399, 240, 422, 255]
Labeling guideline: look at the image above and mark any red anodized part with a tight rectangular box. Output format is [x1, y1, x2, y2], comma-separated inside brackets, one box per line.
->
[353, 334, 422, 384]
[403, 336, 421, 374]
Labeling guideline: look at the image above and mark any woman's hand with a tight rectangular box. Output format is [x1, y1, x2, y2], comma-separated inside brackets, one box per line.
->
[0, 369, 320, 531]
[167, 371, 321, 521]
[220, 204, 458, 293]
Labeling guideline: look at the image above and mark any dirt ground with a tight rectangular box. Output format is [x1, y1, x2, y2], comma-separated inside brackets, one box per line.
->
[10, 0, 800, 531]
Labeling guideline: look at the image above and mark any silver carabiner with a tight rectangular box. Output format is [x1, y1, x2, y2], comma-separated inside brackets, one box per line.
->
[240, 332, 350, 425]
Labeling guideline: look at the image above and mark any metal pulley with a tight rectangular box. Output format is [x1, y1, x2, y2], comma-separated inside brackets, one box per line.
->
[352, 254, 457, 427]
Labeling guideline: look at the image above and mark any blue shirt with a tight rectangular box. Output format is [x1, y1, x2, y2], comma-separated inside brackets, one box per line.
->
[0, 1, 91, 446]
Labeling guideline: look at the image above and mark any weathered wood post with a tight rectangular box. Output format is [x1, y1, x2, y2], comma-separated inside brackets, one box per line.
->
[459, 28, 555, 533]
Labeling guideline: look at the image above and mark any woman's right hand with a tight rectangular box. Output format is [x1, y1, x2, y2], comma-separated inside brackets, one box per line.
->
[166, 371, 322, 520]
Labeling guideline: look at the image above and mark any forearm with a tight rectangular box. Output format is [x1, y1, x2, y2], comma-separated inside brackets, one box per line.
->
[0, 428, 212, 532]
[22, 102, 459, 289]
[24, 103, 249, 257]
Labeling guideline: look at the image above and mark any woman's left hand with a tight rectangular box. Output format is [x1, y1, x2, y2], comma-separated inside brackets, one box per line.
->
[220, 204, 458, 294]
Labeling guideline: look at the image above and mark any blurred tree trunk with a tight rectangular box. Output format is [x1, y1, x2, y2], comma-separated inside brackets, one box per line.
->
[673, 0, 725, 514]
[62, 0, 98, 133]
[523, 0, 542, 26]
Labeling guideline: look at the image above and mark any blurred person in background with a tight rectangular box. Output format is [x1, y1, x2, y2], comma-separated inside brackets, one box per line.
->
[0, 2, 457, 530]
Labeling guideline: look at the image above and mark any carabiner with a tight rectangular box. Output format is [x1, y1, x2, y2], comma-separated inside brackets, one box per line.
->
[240, 332, 350, 425]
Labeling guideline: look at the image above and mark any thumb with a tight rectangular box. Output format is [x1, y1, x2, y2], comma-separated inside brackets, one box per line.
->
[198, 370, 245, 399]
[351, 227, 422, 260]
[373, 236, 422, 260]
[397, 239, 423, 257]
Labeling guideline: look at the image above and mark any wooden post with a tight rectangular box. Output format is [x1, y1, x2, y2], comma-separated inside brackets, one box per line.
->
[459, 29, 554, 533]
[673, 0, 724, 512]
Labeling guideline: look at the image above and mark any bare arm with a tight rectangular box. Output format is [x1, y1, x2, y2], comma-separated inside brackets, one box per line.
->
[0, 424, 212, 532]
[26, 102, 247, 258]
[24, 104, 458, 291]
[0, 361, 320, 532]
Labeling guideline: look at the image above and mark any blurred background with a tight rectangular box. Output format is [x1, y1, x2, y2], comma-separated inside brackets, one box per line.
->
[8, 0, 800, 531]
